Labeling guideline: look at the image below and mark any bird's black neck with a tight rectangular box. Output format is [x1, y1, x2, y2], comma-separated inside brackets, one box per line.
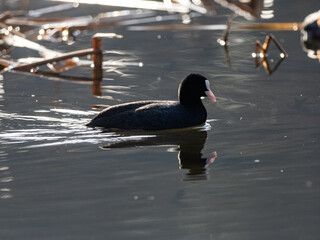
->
[179, 96, 204, 107]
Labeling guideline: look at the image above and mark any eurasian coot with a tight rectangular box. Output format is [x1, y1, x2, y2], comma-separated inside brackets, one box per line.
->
[85, 73, 216, 130]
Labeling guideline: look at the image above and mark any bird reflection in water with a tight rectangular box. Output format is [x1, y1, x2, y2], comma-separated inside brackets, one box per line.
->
[100, 127, 217, 181]
[178, 141, 217, 181]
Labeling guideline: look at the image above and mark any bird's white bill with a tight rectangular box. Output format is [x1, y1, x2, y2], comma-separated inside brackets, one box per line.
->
[205, 90, 216, 102]
[205, 80, 216, 102]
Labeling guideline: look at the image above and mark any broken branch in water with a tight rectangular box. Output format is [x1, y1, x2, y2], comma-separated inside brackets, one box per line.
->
[214, 0, 263, 20]
[1, 21, 63, 59]
[49, 0, 190, 13]
[10, 48, 97, 72]
[236, 22, 302, 31]
[1, 16, 120, 73]
[217, 13, 237, 47]
[253, 34, 287, 75]
[254, 34, 287, 60]
[1, 33, 123, 96]
[6, 34, 112, 80]
[1, 33, 127, 84]
[0, 22, 25, 38]
[1, 1, 217, 44]
[0, 3, 77, 18]
[128, 21, 302, 32]
[4, 9, 157, 44]
[27, 3, 78, 17]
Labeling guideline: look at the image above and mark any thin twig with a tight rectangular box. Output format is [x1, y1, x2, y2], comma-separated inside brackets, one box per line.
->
[222, 13, 237, 44]
[253, 34, 287, 74]
[267, 34, 287, 56]
[11, 48, 97, 71]
[0, 22, 26, 38]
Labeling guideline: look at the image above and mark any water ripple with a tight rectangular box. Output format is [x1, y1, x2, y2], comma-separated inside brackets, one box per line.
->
[0, 108, 155, 149]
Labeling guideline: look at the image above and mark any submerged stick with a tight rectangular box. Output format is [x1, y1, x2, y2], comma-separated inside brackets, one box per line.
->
[129, 22, 302, 32]
[0, 59, 15, 72]
[235, 22, 302, 31]
[11, 48, 97, 71]
[0, 22, 25, 38]
[0, 11, 12, 22]
[218, 13, 237, 46]
[254, 34, 287, 75]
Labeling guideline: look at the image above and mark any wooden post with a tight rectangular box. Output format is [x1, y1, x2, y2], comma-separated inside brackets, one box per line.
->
[92, 35, 103, 81]
[92, 81, 102, 96]
[92, 35, 103, 96]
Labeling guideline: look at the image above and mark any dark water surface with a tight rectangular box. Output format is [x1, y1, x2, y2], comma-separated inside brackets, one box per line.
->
[1, 1, 320, 239]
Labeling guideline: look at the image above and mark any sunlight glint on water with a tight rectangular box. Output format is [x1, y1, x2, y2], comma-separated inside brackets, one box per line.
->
[0, 107, 157, 148]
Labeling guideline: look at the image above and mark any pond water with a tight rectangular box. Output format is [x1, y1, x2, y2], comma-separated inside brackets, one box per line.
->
[1, 1, 320, 239]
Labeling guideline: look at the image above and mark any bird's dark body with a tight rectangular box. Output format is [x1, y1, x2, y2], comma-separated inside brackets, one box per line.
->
[85, 74, 215, 130]
[85, 100, 207, 130]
